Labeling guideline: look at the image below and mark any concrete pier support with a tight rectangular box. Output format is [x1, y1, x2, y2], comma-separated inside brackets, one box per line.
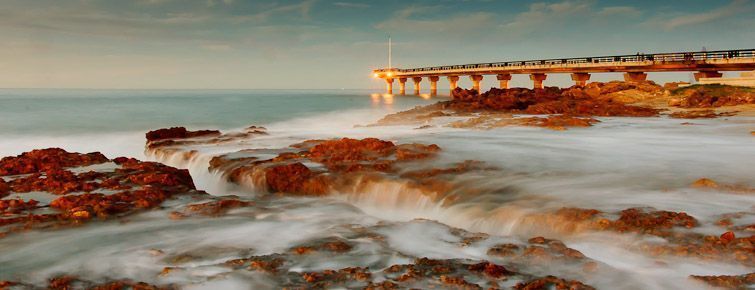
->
[529, 73, 547, 89]
[448, 76, 460, 92]
[623, 72, 647, 83]
[398, 78, 407, 95]
[412, 77, 423, 96]
[470, 75, 483, 93]
[429, 76, 439, 96]
[385, 78, 394, 94]
[570, 73, 591, 87]
[693, 71, 723, 82]
[496, 74, 512, 89]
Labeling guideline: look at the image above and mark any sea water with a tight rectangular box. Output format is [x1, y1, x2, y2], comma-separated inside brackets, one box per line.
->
[1, 89, 753, 289]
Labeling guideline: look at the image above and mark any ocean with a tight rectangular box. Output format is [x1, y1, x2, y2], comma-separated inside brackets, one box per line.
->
[1, 89, 753, 289]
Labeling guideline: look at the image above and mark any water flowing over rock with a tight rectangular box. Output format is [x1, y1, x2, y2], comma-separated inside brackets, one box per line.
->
[0, 148, 204, 238]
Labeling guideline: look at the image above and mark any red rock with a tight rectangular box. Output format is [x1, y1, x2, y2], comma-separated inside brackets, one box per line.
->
[720, 231, 736, 244]
[670, 85, 755, 108]
[145, 127, 221, 142]
[449, 85, 659, 117]
[264, 162, 328, 195]
[514, 275, 596, 290]
[0, 199, 39, 213]
[0, 148, 108, 176]
[0, 178, 9, 197]
[185, 199, 253, 216]
[467, 262, 511, 278]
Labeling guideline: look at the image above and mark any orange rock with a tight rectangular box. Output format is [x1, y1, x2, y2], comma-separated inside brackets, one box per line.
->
[449, 84, 659, 117]
[0, 148, 108, 176]
[720, 231, 736, 244]
[264, 162, 328, 196]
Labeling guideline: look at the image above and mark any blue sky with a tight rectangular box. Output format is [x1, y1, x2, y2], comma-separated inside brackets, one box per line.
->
[0, 0, 753, 89]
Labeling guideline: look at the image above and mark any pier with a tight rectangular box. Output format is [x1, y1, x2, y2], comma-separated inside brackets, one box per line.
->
[373, 49, 755, 95]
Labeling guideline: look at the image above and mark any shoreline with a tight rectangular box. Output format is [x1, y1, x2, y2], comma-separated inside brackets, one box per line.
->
[1, 84, 754, 289]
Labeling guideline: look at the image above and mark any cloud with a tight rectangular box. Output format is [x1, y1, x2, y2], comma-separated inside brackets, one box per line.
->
[501, 0, 593, 31]
[237, 0, 315, 22]
[645, 0, 752, 31]
[374, 5, 493, 37]
[333, 2, 370, 9]
[597, 6, 641, 17]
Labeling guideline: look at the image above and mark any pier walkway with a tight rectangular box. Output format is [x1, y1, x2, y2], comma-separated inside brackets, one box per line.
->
[372, 49, 755, 95]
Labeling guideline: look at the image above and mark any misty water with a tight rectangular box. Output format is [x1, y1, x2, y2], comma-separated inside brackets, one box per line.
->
[1, 89, 753, 289]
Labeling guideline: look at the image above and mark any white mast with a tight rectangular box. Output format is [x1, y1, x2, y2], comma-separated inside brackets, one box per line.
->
[388, 36, 392, 69]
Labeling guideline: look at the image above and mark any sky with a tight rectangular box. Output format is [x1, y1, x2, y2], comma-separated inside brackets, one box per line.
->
[0, 0, 753, 90]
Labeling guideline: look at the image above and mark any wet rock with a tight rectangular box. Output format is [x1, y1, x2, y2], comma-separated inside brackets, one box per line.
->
[669, 85, 755, 108]
[514, 275, 596, 290]
[720, 231, 736, 244]
[265, 162, 329, 195]
[691, 178, 755, 194]
[614, 207, 698, 233]
[0, 148, 108, 176]
[690, 272, 754, 289]
[0, 178, 9, 197]
[46, 275, 175, 290]
[467, 261, 512, 278]
[0, 198, 39, 214]
[290, 237, 354, 255]
[0, 149, 202, 237]
[183, 198, 254, 216]
[669, 109, 737, 119]
[449, 84, 660, 117]
[145, 127, 221, 142]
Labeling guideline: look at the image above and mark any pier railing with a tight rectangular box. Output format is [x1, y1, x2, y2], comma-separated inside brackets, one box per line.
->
[375, 49, 755, 73]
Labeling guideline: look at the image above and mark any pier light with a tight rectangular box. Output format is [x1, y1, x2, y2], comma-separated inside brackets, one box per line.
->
[373, 73, 379, 78]
[387, 72, 394, 77]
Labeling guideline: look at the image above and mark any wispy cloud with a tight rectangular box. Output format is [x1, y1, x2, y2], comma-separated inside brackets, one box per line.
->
[644, 0, 752, 31]
[597, 6, 641, 17]
[333, 2, 370, 9]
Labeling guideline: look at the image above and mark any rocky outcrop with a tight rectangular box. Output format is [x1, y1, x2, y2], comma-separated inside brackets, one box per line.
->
[690, 273, 754, 289]
[0, 149, 203, 238]
[449, 83, 660, 117]
[207, 137, 445, 196]
[0, 148, 108, 176]
[668, 85, 755, 108]
[549, 207, 753, 267]
[145, 127, 221, 142]
[669, 109, 737, 119]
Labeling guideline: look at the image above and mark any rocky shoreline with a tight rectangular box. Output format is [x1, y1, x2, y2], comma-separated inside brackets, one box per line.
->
[374, 82, 755, 130]
[1, 82, 754, 289]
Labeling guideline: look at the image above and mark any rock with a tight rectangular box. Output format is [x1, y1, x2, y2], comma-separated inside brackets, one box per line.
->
[265, 162, 328, 195]
[720, 231, 736, 244]
[0, 148, 108, 176]
[692, 178, 718, 188]
[448, 83, 659, 117]
[690, 273, 755, 289]
[514, 275, 596, 290]
[0, 148, 201, 237]
[669, 85, 755, 108]
[145, 127, 221, 142]
[669, 110, 736, 119]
